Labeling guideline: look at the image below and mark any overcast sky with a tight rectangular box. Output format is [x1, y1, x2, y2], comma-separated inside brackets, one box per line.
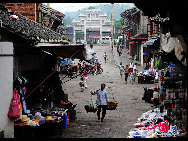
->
[43, 3, 134, 13]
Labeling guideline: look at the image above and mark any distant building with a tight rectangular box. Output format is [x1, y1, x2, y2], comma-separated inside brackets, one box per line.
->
[64, 25, 74, 43]
[72, 9, 113, 44]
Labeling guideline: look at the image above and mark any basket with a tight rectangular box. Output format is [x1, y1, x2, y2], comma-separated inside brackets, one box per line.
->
[84, 105, 98, 113]
[106, 101, 118, 110]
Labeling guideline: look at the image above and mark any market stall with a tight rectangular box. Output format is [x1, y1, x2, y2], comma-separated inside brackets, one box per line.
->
[129, 62, 187, 138]
[137, 69, 156, 84]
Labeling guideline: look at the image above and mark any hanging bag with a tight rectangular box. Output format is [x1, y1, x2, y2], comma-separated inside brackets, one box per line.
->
[8, 88, 20, 118]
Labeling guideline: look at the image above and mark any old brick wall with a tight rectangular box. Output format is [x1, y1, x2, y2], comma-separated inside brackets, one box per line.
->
[2, 3, 36, 21]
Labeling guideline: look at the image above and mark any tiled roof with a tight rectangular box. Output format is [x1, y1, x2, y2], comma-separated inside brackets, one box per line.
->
[120, 7, 140, 17]
[41, 4, 65, 18]
[0, 4, 68, 45]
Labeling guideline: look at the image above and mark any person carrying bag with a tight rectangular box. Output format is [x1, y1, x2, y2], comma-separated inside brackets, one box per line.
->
[8, 88, 20, 119]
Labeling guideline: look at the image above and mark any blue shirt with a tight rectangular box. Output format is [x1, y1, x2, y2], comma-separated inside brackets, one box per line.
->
[96, 89, 108, 105]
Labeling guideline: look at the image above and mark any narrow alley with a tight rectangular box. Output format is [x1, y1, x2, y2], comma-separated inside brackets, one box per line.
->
[55, 44, 156, 138]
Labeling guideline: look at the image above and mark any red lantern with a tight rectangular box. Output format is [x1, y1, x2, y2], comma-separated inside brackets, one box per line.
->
[129, 41, 135, 56]
[130, 41, 135, 45]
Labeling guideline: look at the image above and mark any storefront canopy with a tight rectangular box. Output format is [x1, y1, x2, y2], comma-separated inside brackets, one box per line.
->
[35, 43, 86, 59]
[142, 37, 160, 48]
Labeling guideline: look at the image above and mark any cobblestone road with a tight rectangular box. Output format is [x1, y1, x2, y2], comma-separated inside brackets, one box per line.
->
[54, 44, 156, 138]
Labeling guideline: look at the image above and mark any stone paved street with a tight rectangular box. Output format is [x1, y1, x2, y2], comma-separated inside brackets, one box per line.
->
[54, 44, 156, 138]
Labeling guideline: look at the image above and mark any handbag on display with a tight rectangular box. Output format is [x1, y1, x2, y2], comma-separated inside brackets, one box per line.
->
[8, 88, 20, 118]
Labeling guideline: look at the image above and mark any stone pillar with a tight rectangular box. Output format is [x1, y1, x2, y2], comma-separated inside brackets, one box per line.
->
[73, 26, 76, 44]
[84, 20, 86, 41]
[141, 44, 144, 66]
[100, 19, 102, 44]
[0, 42, 14, 138]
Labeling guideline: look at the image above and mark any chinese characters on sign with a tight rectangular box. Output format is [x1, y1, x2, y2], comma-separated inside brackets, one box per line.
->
[148, 120, 169, 132]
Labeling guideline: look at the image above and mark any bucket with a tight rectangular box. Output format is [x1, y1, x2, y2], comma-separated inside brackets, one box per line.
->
[62, 114, 67, 129]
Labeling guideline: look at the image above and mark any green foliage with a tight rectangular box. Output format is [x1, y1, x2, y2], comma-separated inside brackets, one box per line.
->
[63, 16, 73, 25]
[75, 31, 84, 40]
[88, 6, 95, 9]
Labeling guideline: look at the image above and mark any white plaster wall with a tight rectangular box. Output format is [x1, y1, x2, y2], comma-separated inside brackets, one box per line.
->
[0, 42, 14, 138]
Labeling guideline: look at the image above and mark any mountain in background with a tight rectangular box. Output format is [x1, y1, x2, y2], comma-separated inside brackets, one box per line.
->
[63, 3, 135, 26]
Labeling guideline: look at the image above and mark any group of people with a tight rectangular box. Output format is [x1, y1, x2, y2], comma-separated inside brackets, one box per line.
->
[118, 61, 138, 84]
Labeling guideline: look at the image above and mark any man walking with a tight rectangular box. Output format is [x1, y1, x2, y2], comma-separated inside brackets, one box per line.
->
[103, 52, 107, 63]
[96, 83, 109, 122]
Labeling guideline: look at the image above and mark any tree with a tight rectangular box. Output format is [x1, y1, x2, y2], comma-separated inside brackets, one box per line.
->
[75, 31, 84, 41]
[88, 6, 95, 9]
[114, 17, 123, 39]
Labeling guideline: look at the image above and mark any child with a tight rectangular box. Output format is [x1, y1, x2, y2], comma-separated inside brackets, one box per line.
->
[118, 62, 124, 78]
[129, 70, 134, 84]
[79, 77, 84, 92]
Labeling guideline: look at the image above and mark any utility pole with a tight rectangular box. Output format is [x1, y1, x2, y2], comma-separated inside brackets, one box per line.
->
[111, 3, 114, 46]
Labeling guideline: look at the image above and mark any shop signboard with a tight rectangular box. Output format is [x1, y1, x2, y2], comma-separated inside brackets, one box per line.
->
[169, 63, 176, 75]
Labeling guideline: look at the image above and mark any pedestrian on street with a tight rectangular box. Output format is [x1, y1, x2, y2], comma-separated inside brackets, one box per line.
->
[96, 83, 109, 122]
[111, 41, 114, 51]
[129, 61, 134, 73]
[103, 52, 107, 63]
[118, 44, 122, 56]
[83, 69, 88, 90]
[118, 62, 124, 78]
[129, 70, 134, 84]
[79, 77, 84, 92]
[117, 44, 119, 54]
[133, 63, 138, 82]
[124, 65, 129, 84]
[90, 42, 93, 49]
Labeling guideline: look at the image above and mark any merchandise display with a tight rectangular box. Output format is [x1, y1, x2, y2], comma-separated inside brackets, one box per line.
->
[130, 63, 187, 138]
[106, 101, 118, 110]
[137, 69, 156, 84]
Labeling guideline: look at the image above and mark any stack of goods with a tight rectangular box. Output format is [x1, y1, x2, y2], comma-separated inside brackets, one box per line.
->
[106, 101, 118, 110]
[157, 63, 187, 137]
[137, 69, 156, 84]
[127, 108, 186, 138]
[84, 104, 97, 113]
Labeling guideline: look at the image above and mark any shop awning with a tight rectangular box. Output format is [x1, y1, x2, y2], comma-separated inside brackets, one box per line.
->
[142, 37, 160, 48]
[35, 43, 86, 59]
[145, 37, 159, 46]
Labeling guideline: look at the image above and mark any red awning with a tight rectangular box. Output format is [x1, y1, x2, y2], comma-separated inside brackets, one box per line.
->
[89, 36, 100, 39]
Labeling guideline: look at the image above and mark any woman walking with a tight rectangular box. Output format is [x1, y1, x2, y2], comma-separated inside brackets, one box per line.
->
[118, 62, 124, 78]
[124, 65, 129, 84]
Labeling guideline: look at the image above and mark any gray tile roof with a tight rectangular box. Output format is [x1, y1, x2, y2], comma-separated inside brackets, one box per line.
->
[0, 4, 68, 44]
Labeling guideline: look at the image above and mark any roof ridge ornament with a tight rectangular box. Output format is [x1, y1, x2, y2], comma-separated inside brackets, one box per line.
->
[150, 13, 169, 23]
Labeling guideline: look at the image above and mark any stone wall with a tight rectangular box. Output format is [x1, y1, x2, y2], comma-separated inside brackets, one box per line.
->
[0, 42, 14, 138]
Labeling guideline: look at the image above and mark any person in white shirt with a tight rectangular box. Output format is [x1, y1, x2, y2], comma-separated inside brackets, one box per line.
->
[129, 61, 134, 73]
[118, 62, 124, 78]
[96, 83, 108, 122]
[133, 63, 138, 82]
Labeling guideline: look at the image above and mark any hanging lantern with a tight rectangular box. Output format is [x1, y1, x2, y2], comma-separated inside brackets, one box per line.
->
[130, 41, 135, 45]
